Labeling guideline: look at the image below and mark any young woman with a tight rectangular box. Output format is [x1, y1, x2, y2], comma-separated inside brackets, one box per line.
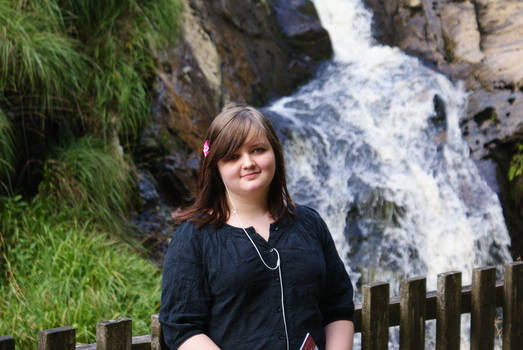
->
[160, 105, 355, 350]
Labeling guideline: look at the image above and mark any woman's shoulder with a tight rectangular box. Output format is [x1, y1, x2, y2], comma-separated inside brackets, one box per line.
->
[171, 219, 227, 242]
[294, 203, 324, 223]
[170, 220, 208, 244]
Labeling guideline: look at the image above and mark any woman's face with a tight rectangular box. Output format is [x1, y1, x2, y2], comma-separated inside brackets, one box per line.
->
[217, 131, 276, 201]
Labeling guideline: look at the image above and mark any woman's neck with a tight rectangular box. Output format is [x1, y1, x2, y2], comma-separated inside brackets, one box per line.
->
[226, 194, 270, 220]
[226, 195, 273, 241]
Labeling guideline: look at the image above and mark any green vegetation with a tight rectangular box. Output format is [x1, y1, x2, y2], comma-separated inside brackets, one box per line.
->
[0, 0, 182, 347]
[508, 143, 523, 206]
[40, 137, 136, 234]
[1, 0, 182, 151]
[508, 143, 523, 182]
[0, 109, 14, 192]
[0, 196, 161, 347]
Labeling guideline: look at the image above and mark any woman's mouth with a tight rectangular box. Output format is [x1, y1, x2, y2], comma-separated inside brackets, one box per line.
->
[242, 171, 260, 179]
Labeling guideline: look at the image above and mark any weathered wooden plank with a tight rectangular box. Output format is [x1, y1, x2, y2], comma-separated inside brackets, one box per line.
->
[0, 336, 15, 350]
[503, 261, 523, 350]
[400, 276, 426, 350]
[131, 335, 151, 350]
[471, 266, 496, 350]
[96, 318, 132, 350]
[75, 335, 151, 350]
[436, 271, 461, 350]
[151, 314, 166, 350]
[362, 282, 389, 350]
[38, 326, 75, 350]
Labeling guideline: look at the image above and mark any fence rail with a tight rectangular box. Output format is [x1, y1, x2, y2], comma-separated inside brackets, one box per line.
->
[1, 262, 521, 350]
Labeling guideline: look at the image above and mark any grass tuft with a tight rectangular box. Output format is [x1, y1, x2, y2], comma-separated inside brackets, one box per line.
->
[40, 136, 136, 232]
[0, 196, 161, 348]
[0, 0, 87, 109]
[0, 109, 15, 194]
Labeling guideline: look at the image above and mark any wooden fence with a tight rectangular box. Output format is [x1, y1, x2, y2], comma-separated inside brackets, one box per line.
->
[1, 261, 521, 350]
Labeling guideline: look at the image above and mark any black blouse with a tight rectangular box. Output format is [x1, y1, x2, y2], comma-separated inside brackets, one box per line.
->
[159, 205, 354, 350]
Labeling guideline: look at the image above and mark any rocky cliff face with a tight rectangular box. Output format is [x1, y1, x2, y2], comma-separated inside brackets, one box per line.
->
[133, 0, 332, 245]
[363, 0, 523, 256]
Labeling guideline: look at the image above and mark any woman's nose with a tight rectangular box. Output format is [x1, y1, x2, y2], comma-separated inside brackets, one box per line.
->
[241, 153, 255, 168]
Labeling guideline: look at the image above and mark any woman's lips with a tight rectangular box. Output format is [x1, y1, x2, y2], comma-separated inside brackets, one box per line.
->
[241, 171, 260, 179]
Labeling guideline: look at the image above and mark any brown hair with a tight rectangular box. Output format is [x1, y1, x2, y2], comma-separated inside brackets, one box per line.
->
[175, 105, 295, 228]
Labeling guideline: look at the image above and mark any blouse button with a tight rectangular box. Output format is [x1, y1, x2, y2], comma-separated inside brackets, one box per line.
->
[274, 226, 279, 231]
[276, 307, 282, 312]
[274, 275, 280, 281]
[279, 335, 285, 340]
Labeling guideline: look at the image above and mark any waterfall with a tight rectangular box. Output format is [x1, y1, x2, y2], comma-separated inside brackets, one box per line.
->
[267, 0, 512, 299]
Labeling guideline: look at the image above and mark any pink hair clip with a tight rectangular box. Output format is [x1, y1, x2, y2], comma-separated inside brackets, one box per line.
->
[203, 140, 210, 157]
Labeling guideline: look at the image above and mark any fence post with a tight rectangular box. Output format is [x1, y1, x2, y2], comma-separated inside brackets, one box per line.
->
[151, 314, 166, 350]
[37, 326, 75, 350]
[362, 282, 389, 350]
[436, 271, 461, 350]
[400, 276, 426, 350]
[471, 266, 496, 350]
[0, 336, 15, 350]
[503, 261, 523, 350]
[96, 318, 132, 350]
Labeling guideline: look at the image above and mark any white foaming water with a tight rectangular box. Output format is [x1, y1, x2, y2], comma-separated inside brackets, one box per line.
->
[268, 0, 512, 303]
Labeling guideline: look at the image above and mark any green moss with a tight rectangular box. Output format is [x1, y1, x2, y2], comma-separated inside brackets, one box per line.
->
[508, 144, 523, 208]
[508, 144, 523, 182]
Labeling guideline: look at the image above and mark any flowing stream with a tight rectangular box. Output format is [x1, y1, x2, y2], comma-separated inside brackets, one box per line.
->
[266, 1, 511, 344]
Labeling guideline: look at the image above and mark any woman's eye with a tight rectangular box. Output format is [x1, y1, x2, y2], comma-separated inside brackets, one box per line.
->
[253, 147, 265, 153]
[227, 154, 239, 161]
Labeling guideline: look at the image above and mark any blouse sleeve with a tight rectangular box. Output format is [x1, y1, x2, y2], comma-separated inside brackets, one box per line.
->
[159, 221, 212, 349]
[311, 208, 355, 325]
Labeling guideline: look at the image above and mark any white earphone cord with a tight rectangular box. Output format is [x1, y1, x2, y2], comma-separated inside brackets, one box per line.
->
[225, 185, 289, 350]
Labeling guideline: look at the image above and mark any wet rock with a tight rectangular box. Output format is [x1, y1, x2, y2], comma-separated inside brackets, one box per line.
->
[137, 169, 161, 210]
[430, 94, 447, 127]
[135, 122, 199, 208]
[153, 38, 217, 153]
[131, 203, 174, 266]
[272, 0, 332, 61]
